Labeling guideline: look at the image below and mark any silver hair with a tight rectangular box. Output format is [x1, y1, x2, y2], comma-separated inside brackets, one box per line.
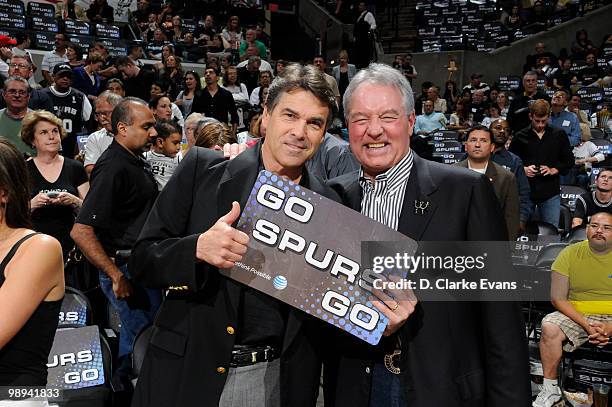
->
[95, 90, 122, 108]
[184, 112, 205, 125]
[342, 63, 414, 119]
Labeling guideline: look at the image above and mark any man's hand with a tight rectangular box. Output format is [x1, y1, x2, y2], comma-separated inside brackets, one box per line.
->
[223, 143, 247, 160]
[112, 273, 133, 300]
[540, 165, 558, 176]
[371, 275, 418, 336]
[588, 321, 611, 346]
[196, 201, 249, 268]
[524, 165, 538, 177]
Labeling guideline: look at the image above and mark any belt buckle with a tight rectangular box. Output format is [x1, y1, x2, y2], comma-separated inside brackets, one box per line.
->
[251, 351, 257, 363]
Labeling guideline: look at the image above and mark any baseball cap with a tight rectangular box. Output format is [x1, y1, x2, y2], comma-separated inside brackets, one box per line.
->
[53, 63, 72, 75]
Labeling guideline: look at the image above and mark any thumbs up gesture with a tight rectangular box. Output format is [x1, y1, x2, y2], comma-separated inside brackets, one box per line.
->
[196, 201, 250, 268]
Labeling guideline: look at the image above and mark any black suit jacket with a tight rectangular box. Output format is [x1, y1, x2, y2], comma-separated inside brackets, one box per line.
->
[131, 143, 336, 407]
[325, 153, 531, 407]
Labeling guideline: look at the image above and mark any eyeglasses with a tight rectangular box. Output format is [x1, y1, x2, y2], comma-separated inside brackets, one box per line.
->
[587, 223, 612, 232]
[95, 111, 113, 117]
[9, 63, 30, 70]
[5, 89, 28, 96]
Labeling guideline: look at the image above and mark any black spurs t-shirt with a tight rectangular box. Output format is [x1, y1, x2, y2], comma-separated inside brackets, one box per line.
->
[27, 158, 88, 254]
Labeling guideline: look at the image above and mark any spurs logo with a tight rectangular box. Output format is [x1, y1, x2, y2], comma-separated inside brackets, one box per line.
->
[414, 200, 429, 215]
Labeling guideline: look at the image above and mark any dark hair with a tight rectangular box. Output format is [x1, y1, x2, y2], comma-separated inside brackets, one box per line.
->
[151, 80, 170, 94]
[0, 140, 32, 228]
[596, 167, 612, 178]
[184, 70, 202, 92]
[149, 95, 171, 109]
[114, 56, 134, 67]
[465, 125, 494, 143]
[265, 63, 337, 127]
[66, 42, 82, 57]
[111, 97, 148, 134]
[128, 43, 144, 53]
[154, 119, 182, 140]
[258, 85, 268, 105]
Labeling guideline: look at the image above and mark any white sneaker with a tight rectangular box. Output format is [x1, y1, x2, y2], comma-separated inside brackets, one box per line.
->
[533, 385, 563, 407]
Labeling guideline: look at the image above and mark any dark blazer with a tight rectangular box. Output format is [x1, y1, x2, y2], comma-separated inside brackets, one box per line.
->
[455, 159, 521, 240]
[131, 143, 336, 407]
[325, 153, 531, 407]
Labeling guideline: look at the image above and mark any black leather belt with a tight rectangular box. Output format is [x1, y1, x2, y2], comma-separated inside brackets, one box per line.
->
[230, 345, 278, 367]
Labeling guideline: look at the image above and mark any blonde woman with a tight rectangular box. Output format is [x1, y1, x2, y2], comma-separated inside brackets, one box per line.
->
[21, 110, 89, 256]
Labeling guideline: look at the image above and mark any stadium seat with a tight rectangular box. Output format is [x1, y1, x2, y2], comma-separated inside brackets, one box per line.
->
[558, 205, 572, 236]
[590, 128, 606, 140]
[131, 325, 153, 386]
[524, 221, 559, 237]
[566, 225, 587, 242]
[60, 286, 94, 328]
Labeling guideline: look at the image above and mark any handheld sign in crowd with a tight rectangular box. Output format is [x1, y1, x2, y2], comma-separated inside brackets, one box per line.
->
[47, 326, 105, 389]
[221, 171, 416, 346]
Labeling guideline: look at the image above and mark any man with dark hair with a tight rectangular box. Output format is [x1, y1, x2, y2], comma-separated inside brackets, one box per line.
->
[313, 55, 341, 106]
[115, 56, 157, 101]
[462, 72, 490, 95]
[0, 77, 34, 156]
[491, 118, 532, 230]
[127, 43, 145, 68]
[455, 125, 520, 239]
[580, 52, 603, 84]
[130, 64, 339, 407]
[533, 211, 612, 407]
[192, 67, 238, 135]
[71, 97, 161, 381]
[40, 63, 92, 157]
[507, 70, 549, 134]
[41, 33, 69, 85]
[572, 168, 612, 227]
[510, 99, 574, 227]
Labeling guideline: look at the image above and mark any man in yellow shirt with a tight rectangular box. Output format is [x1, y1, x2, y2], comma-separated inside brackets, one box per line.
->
[533, 211, 612, 407]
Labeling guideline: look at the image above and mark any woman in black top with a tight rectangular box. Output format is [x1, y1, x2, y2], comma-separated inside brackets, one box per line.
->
[21, 111, 89, 256]
[0, 139, 64, 387]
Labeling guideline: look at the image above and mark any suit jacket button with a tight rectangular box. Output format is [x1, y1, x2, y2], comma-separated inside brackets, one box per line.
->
[216, 367, 226, 374]
[226, 326, 235, 335]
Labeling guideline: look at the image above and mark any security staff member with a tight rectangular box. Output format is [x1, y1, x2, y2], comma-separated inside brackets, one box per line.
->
[70, 97, 162, 379]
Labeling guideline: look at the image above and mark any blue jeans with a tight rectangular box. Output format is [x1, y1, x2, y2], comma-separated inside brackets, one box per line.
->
[369, 362, 405, 407]
[530, 195, 561, 228]
[98, 265, 162, 359]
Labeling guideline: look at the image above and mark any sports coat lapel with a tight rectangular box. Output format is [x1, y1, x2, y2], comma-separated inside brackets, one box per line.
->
[216, 143, 262, 318]
[398, 154, 438, 240]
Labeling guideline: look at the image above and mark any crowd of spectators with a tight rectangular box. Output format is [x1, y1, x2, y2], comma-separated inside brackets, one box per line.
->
[0, 0, 610, 403]
[416, 0, 609, 52]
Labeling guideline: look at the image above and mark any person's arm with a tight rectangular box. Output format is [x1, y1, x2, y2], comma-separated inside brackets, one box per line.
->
[571, 196, 587, 228]
[227, 92, 239, 132]
[550, 271, 592, 331]
[131, 148, 237, 290]
[0, 234, 63, 349]
[82, 96, 93, 122]
[249, 87, 259, 106]
[40, 54, 53, 85]
[569, 116, 581, 147]
[504, 174, 521, 240]
[71, 223, 132, 299]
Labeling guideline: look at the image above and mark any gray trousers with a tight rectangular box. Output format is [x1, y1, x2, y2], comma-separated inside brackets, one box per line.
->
[219, 359, 280, 407]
